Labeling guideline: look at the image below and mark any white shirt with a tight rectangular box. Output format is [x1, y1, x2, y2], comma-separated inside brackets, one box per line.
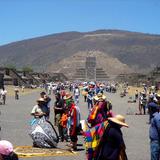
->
[1, 90, 7, 96]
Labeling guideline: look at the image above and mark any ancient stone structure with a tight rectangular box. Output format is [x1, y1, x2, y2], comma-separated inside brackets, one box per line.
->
[73, 57, 109, 81]
[86, 57, 96, 81]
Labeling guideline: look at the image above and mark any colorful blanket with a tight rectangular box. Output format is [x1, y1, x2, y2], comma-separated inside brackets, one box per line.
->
[84, 120, 109, 160]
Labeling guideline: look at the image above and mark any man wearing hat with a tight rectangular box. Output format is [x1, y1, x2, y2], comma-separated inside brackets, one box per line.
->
[96, 115, 128, 160]
[64, 93, 78, 150]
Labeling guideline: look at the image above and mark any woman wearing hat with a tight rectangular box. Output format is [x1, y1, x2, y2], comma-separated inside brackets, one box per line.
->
[96, 115, 128, 160]
[31, 98, 49, 119]
[0, 140, 18, 160]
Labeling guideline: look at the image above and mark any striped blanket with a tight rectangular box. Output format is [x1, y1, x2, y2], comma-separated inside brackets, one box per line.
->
[84, 120, 109, 160]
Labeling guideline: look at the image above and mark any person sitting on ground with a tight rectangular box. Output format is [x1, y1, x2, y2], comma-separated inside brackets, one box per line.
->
[0, 140, 18, 160]
[31, 98, 49, 119]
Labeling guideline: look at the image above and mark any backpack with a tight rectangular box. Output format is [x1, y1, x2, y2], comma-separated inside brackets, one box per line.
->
[84, 120, 109, 160]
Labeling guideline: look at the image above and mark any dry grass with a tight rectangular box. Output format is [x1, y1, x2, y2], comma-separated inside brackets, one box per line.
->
[127, 86, 144, 96]
[4, 85, 43, 97]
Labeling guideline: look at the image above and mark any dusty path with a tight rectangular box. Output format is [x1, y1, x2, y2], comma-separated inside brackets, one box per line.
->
[0, 90, 150, 160]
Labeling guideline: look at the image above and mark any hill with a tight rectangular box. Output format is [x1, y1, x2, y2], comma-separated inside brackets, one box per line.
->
[0, 29, 160, 77]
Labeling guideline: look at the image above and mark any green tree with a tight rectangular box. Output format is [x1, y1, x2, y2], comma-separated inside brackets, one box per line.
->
[5, 64, 16, 70]
[22, 66, 33, 72]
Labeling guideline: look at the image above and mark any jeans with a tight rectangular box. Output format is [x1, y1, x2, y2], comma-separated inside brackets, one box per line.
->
[150, 140, 160, 160]
[87, 101, 93, 110]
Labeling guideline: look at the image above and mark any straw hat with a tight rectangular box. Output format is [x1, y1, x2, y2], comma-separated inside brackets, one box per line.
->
[108, 115, 129, 127]
[37, 98, 45, 102]
[63, 93, 72, 100]
[156, 94, 160, 98]
[94, 92, 106, 101]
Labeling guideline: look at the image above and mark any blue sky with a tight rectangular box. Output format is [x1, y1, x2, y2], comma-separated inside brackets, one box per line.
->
[0, 0, 160, 45]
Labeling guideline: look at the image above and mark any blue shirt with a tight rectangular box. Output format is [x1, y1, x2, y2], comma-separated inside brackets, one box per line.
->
[149, 112, 160, 141]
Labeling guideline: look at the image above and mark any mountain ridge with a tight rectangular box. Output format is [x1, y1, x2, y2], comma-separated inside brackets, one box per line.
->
[0, 29, 160, 77]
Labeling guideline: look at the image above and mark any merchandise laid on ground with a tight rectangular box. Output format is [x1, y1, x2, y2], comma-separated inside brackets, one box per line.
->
[14, 146, 78, 158]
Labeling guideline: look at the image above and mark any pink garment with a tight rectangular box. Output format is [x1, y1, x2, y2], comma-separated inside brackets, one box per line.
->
[0, 140, 13, 155]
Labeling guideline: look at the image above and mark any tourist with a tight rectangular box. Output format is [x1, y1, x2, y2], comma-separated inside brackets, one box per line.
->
[54, 92, 64, 142]
[73, 85, 80, 104]
[96, 115, 128, 160]
[14, 87, 19, 100]
[0, 88, 7, 105]
[149, 104, 160, 160]
[82, 87, 88, 102]
[135, 90, 139, 100]
[87, 90, 93, 111]
[0, 140, 18, 160]
[139, 92, 147, 115]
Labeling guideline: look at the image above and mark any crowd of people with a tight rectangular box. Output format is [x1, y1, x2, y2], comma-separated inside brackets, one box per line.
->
[1, 81, 160, 160]
[27, 81, 130, 160]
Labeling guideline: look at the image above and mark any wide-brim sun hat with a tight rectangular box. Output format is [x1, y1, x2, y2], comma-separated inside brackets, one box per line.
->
[37, 98, 45, 102]
[63, 93, 72, 100]
[0, 140, 13, 155]
[108, 114, 129, 127]
[94, 92, 106, 101]
[156, 94, 160, 98]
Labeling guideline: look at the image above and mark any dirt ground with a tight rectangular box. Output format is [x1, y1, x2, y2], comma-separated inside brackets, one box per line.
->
[5, 85, 43, 96]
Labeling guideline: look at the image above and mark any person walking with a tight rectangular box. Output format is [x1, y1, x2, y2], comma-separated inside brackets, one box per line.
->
[0, 88, 7, 105]
[14, 87, 19, 100]
[139, 92, 147, 115]
[73, 86, 80, 104]
[87, 90, 93, 111]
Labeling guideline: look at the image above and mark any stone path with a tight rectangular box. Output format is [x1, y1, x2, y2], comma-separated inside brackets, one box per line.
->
[0, 90, 150, 160]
